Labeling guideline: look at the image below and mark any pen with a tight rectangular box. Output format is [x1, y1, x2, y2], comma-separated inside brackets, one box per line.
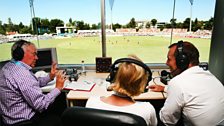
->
[83, 80, 91, 84]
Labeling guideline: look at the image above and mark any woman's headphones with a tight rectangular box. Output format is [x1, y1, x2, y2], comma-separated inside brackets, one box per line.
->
[175, 40, 190, 70]
[106, 58, 152, 84]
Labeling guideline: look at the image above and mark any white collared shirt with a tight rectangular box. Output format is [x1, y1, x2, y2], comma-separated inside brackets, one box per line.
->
[160, 66, 224, 126]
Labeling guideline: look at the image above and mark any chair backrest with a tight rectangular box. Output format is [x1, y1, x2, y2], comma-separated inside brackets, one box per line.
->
[0, 60, 9, 70]
[61, 106, 147, 126]
[0, 114, 2, 126]
[217, 119, 224, 126]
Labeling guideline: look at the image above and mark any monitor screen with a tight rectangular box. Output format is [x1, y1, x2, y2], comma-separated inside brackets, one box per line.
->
[33, 48, 57, 71]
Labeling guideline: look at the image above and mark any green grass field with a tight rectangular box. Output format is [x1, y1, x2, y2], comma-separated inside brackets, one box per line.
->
[0, 36, 211, 64]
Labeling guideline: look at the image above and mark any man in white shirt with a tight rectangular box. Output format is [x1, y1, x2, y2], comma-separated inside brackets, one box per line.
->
[149, 41, 224, 126]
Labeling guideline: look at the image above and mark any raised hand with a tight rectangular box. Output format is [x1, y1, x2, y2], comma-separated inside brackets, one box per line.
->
[55, 70, 66, 90]
[49, 62, 57, 80]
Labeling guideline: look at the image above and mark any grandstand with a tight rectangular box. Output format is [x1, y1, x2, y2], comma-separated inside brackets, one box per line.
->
[7, 34, 33, 41]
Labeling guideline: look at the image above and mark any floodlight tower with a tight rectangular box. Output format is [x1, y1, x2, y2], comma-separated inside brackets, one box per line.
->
[29, 0, 39, 47]
[29, 0, 34, 31]
[110, 7, 113, 30]
[109, 0, 115, 30]
[189, 0, 193, 33]
[101, 0, 106, 57]
[170, 0, 176, 44]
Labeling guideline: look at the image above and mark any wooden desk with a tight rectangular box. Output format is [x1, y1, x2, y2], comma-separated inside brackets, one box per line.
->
[66, 71, 166, 106]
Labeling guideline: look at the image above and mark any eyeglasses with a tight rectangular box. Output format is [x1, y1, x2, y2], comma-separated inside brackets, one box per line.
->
[31, 52, 37, 56]
[27, 50, 37, 56]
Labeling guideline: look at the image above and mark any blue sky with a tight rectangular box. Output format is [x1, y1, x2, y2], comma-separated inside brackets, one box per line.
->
[0, 0, 216, 26]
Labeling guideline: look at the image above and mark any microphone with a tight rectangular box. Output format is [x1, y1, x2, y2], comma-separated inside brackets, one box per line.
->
[160, 70, 172, 85]
[161, 70, 170, 77]
[199, 62, 208, 70]
[160, 68, 183, 85]
[65, 68, 79, 82]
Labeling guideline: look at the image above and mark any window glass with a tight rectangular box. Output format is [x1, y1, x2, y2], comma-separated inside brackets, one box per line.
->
[0, 0, 215, 64]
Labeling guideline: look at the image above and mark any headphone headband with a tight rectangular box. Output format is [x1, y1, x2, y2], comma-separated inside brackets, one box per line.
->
[111, 58, 151, 73]
[106, 58, 152, 85]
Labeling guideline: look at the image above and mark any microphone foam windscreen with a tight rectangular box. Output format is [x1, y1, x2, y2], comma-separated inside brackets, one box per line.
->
[161, 70, 170, 76]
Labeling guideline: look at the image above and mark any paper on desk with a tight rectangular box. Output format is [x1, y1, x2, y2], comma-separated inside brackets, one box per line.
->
[63, 80, 95, 91]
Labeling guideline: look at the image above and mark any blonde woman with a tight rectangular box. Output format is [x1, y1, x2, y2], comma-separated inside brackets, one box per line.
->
[86, 55, 157, 126]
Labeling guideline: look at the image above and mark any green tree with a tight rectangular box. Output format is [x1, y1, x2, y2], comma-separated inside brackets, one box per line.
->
[151, 19, 157, 28]
[146, 22, 151, 28]
[170, 18, 177, 28]
[76, 21, 85, 30]
[113, 23, 121, 31]
[49, 19, 64, 33]
[204, 17, 213, 30]
[41, 19, 50, 27]
[91, 24, 98, 29]
[18, 22, 24, 29]
[159, 25, 164, 31]
[6, 18, 15, 32]
[127, 18, 136, 28]
[72, 20, 77, 28]
[0, 21, 6, 35]
[83, 23, 90, 30]
[192, 18, 203, 32]
[97, 22, 101, 29]
[183, 18, 190, 30]
[176, 22, 183, 29]
[67, 18, 73, 27]
[20, 26, 32, 34]
[39, 19, 50, 34]
[32, 17, 41, 34]
[69, 18, 72, 25]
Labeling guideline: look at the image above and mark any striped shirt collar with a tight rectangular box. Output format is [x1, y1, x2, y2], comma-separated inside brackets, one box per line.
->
[10, 59, 32, 71]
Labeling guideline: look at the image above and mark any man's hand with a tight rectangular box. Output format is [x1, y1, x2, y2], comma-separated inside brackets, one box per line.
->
[55, 70, 66, 90]
[148, 85, 165, 92]
[50, 62, 57, 80]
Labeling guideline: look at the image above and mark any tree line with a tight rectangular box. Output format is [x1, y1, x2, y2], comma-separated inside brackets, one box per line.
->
[0, 17, 213, 35]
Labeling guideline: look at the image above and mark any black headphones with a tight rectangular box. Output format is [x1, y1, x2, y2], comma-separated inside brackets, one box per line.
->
[106, 58, 152, 85]
[176, 40, 190, 70]
[12, 40, 28, 61]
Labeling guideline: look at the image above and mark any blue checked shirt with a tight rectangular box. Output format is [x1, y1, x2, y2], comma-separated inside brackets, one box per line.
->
[0, 61, 60, 125]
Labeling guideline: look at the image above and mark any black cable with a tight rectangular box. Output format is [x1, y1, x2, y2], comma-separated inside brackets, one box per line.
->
[161, 91, 166, 99]
[152, 76, 161, 85]
[152, 71, 166, 99]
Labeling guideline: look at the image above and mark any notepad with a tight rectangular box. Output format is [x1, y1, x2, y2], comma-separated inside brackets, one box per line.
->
[63, 80, 95, 92]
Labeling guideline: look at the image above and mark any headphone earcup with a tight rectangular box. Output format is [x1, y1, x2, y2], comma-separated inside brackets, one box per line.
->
[176, 50, 189, 70]
[176, 54, 188, 70]
[12, 47, 24, 61]
[176, 41, 189, 70]
[106, 67, 118, 83]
